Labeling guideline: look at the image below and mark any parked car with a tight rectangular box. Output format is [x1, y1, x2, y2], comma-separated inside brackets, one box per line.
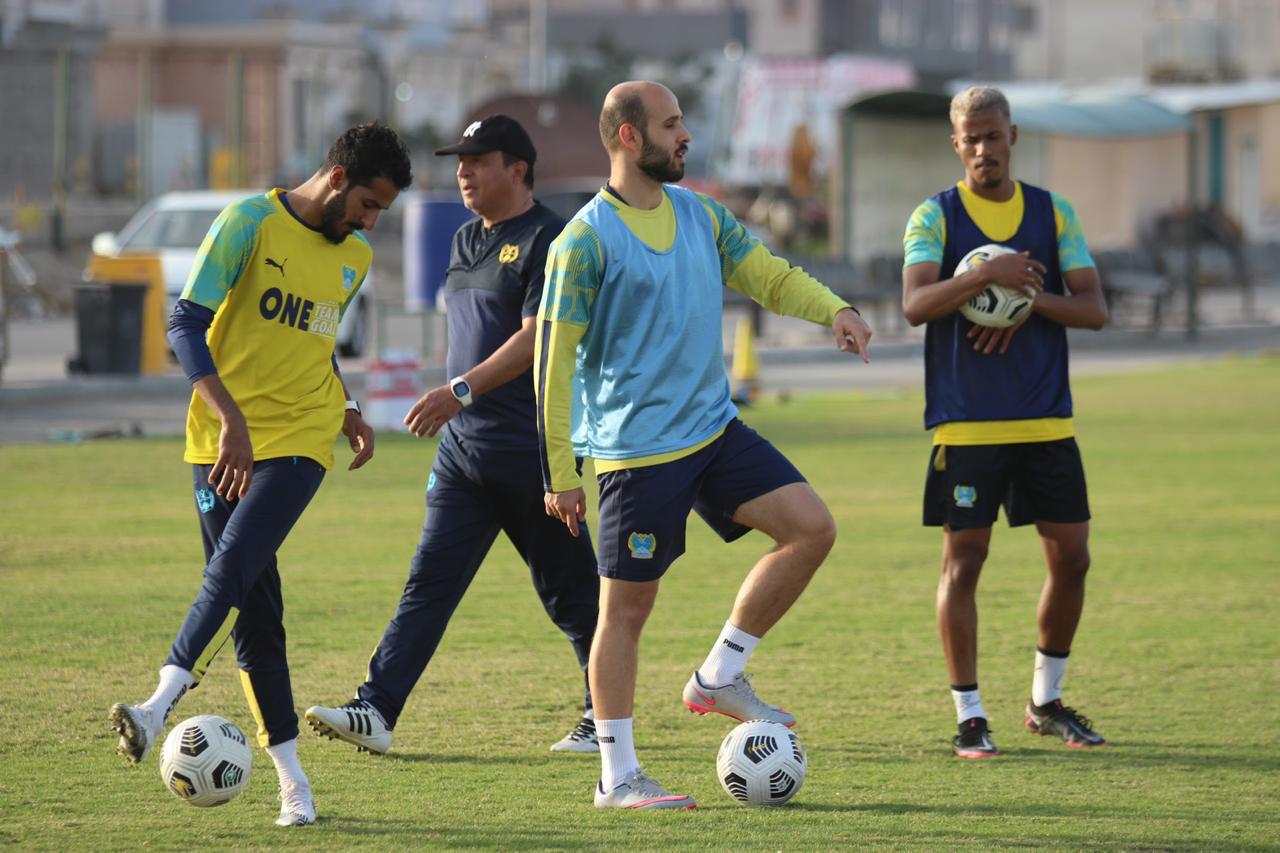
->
[90, 190, 369, 357]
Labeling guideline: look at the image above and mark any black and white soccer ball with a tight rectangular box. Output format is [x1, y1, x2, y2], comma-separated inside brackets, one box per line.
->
[716, 719, 807, 806]
[159, 715, 252, 807]
[956, 243, 1033, 328]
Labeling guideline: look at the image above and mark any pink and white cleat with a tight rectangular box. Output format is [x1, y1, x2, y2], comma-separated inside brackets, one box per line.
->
[594, 769, 696, 809]
[682, 672, 796, 727]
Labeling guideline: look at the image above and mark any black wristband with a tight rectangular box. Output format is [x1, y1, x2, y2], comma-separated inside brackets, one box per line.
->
[842, 305, 861, 317]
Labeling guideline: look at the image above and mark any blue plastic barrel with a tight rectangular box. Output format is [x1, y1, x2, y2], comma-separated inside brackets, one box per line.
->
[402, 194, 474, 310]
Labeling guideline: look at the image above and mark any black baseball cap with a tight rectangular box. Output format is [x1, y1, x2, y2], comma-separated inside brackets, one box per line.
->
[434, 114, 537, 164]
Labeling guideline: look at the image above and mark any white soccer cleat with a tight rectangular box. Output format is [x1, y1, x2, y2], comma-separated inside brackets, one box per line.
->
[594, 769, 696, 809]
[275, 781, 316, 827]
[110, 703, 162, 766]
[682, 671, 797, 727]
[304, 700, 392, 755]
[550, 716, 599, 753]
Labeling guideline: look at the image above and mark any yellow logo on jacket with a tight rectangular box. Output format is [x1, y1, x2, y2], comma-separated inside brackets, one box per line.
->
[498, 244, 520, 263]
[628, 532, 656, 560]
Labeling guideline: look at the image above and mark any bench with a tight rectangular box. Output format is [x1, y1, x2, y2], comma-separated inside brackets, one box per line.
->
[1094, 249, 1173, 330]
[722, 254, 905, 336]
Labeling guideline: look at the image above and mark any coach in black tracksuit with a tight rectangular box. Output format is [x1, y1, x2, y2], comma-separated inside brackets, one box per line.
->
[308, 116, 600, 753]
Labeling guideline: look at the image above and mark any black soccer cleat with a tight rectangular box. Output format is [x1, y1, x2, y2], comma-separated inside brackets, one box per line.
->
[1025, 699, 1108, 748]
[549, 716, 599, 753]
[953, 716, 999, 758]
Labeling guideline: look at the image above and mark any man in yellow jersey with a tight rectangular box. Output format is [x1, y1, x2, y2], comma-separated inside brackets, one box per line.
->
[902, 86, 1108, 759]
[109, 123, 412, 825]
[536, 81, 873, 809]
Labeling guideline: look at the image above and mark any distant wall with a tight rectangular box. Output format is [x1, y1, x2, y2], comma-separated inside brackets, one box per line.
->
[841, 113, 1191, 259]
[1045, 135, 1187, 248]
[844, 115, 956, 261]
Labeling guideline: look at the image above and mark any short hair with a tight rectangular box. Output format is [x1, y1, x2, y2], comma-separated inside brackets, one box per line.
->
[949, 86, 1011, 126]
[599, 91, 647, 152]
[323, 122, 413, 190]
[501, 151, 535, 189]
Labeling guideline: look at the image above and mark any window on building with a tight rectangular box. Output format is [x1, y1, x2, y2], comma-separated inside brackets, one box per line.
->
[988, 0, 1011, 52]
[1009, 0, 1037, 33]
[902, 0, 925, 47]
[953, 0, 980, 50]
[878, 0, 902, 45]
[879, 0, 925, 47]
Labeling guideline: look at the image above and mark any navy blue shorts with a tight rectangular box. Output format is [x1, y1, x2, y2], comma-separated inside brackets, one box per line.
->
[594, 419, 806, 581]
[923, 438, 1091, 529]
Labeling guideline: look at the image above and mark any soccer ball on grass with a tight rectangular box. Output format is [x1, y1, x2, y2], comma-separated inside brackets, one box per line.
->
[716, 719, 807, 806]
[159, 715, 252, 807]
[956, 243, 1033, 328]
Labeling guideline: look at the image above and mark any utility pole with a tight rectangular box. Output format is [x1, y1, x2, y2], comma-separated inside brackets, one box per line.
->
[530, 0, 548, 93]
[51, 46, 69, 252]
[229, 52, 246, 188]
[1185, 123, 1199, 340]
[137, 48, 153, 202]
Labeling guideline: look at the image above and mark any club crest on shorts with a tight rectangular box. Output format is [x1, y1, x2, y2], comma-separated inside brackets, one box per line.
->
[196, 487, 216, 513]
[953, 485, 977, 508]
[426, 472, 437, 492]
[627, 532, 656, 560]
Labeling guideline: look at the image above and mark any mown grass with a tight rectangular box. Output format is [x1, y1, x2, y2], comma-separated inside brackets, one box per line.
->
[1, 356, 1277, 850]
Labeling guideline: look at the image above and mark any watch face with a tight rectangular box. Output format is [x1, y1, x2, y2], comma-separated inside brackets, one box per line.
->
[452, 380, 471, 397]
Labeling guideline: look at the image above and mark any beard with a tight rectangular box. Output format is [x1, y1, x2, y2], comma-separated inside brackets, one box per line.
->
[320, 190, 355, 244]
[974, 160, 1003, 191]
[637, 136, 685, 184]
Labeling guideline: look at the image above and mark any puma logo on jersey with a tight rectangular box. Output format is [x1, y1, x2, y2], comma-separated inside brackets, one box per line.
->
[265, 257, 287, 276]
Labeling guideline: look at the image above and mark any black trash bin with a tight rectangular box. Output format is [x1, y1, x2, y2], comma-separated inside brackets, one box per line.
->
[70, 282, 146, 375]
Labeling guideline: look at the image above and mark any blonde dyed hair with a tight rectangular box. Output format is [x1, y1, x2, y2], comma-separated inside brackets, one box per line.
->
[949, 86, 1011, 125]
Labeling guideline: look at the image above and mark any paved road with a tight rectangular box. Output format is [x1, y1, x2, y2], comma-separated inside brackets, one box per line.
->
[2, 311, 1277, 445]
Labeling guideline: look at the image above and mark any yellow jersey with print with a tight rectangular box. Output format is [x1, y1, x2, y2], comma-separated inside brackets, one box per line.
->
[902, 180, 1094, 446]
[180, 188, 370, 469]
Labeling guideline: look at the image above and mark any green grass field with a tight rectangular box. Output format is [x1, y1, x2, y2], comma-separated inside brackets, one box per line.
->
[2, 357, 1278, 850]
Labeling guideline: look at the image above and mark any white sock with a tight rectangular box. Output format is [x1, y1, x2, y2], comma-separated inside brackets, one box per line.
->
[266, 738, 310, 789]
[951, 686, 986, 723]
[596, 718, 639, 791]
[1032, 649, 1069, 707]
[139, 665, 195, 726]
[697, 621, 761, 687]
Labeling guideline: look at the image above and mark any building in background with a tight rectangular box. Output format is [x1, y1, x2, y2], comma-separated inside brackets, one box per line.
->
[1009, 0, 1280, 84]
[93, 19, 382, 196]
[833, 79, 1280, 270]
[721, 54, 913, 189]
[0, 1, 102, 204]
[744, 0, 1017, 85]
[5, 0, 1280, 261]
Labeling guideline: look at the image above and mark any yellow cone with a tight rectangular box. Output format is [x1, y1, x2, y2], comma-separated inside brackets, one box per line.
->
[731, 315, 760, 404]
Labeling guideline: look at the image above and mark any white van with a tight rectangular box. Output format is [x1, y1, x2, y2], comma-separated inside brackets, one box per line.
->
[91, 190, 369, 357]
